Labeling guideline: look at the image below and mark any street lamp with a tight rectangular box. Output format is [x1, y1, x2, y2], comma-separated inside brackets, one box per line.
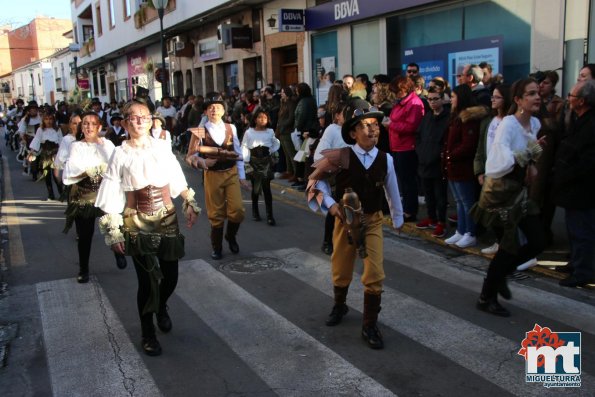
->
[28, 68, 35, 102]
[154, 0, 169, 97]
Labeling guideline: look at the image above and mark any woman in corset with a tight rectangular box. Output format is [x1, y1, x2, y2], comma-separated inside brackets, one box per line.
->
[96, 100, 201, 357]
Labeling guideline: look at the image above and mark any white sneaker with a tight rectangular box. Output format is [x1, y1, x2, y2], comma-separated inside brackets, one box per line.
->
[481, 242, 499, 255]
[444, 231, 463, 245]
[455, 233, 477, 248]
[517, 258, 537, 271]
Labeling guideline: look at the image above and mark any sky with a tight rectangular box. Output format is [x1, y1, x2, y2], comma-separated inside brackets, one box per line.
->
[0, 0, 71, 28]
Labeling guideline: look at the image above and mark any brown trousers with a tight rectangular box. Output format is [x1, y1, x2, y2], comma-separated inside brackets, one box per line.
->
[330, 211, 385, 295]
[204, 166, 245, 228]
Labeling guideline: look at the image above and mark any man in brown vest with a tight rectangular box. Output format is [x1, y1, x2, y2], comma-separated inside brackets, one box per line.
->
[186, 99, 248, 259]
[307, 106, 404, 349]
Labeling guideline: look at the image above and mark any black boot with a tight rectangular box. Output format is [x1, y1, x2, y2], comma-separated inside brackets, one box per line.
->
[77, 262, 89, 283]
[141, 315, 161, 356]
[477, 278, 510, 317]
[265, 196, 275, 226]
[210, 226, 224, 260]
[225, 222, 240, 253]
[252, 196, 261, 221]
[362, 293, 383, 349]
[326, 286, 349, 326]
[115, 253, 127, 269]
[156, 305, 172, 333]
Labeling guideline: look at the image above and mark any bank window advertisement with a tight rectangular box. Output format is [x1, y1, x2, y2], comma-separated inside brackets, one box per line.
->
[402, 36, 503, 89]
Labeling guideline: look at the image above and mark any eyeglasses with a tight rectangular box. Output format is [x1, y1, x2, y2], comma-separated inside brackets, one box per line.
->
[567, 93, 581, 98]
[427, 97, 442, 102]
[126, 114, 152, 123]
[352, 106, 379, 118]
[406, 69, 417, 74]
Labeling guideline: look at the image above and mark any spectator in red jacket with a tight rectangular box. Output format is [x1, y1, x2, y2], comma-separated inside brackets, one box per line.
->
[443, 84, 488, 248]
[387, 76, 425, 222]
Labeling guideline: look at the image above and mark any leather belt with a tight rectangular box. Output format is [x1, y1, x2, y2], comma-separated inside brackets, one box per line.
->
[126, 185, 172, 215]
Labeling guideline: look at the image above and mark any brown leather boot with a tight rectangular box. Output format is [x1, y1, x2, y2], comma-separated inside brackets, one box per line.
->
[326, 286, 349, 326]
[210, 226, 224, 260]
[362, 293, 383, 349]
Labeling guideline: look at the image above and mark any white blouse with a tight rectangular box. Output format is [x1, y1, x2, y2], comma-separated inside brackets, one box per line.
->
[485, 115, 541, 179]
[485, 116, 503, 156]
[150, 127, 172, 146]
[29, 128, 62, 152]
[54, 134, 77, 170]
[63, 139, 115, 185]
[241, 128, 280, 163]
[314, 123, 349, 161]
[95, 137, 188, 214]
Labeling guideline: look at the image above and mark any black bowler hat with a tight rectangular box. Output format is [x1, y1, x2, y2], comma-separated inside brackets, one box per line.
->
[204, 97, 227, 111]
[110, 113, 123, 124]
[341, 105, 384, 145]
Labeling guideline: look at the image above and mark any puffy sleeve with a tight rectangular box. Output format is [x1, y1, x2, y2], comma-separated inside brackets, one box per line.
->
[54, 136, 73, 170]
[95, 149, 126, 214]
[232, 124, 246, 179]
[269, 129, 280, 153]
[165, 145, 188, 198]
[485, 117, 516, 178]
[29, 128, 42, 151]
[241, 128, 252, 163]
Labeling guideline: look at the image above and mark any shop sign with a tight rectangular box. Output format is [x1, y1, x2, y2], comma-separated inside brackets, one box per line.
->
[199, 39, 222, 62]
[230, 27, 252, 49]
[77, 78, 90, 90]
[306, 0, 438, 30]
[279, 9, 305, 32]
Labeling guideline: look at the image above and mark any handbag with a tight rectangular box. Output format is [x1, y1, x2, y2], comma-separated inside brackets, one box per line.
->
[290, 129, 302, 151]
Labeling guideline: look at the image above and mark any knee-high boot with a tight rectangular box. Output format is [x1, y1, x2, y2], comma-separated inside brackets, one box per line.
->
[326, 285, 349, 326]
[252, 193, 261, 221]
[362, 292, 383, 349]
[265, 195, 275, 226]
[477, 278, 510, 317]
[210, 226, 224, 260]
[225, 221, 240, 253]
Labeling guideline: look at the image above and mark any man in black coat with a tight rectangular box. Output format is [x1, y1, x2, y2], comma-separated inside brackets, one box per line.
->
[553, 80, 595, 287]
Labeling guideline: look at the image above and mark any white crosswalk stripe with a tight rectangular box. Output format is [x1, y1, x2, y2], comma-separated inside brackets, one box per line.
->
[257, 247, 595, 397]
[36, 278, 161, 397]
[34, 248, 593, 396]
[176, 259, 396, 396]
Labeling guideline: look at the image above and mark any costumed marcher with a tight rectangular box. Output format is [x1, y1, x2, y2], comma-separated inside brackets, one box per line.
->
[241, 109, 280, 225]
[185, 98, 248, 260]
[105, 113, 127, 147]
[553, 79, 595, 288]
[470, 78, 547, 316]
[18, 101, 42, 178]
[90, 98, 108, 132]
[62, 112, 128, 283]
[306, 106, 404, 349]
[54, 112, 82, 200]
[29, 112, 63, 200]
[151, 112, 172, 147]
[96, 100, 200, 356]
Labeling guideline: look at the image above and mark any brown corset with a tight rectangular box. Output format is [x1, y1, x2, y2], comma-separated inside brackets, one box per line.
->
[126, 185, 172, 215]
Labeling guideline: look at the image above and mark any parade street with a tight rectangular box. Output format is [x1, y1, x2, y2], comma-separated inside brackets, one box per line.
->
[0, 150, 593, 397]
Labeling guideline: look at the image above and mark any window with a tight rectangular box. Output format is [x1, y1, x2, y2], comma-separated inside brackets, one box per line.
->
[96, 3, 103, 36]
[92, 70, 99, 96]
[252, 8, 261, 42]
[99, 68, 107, 95]
[109, 0, 116, 28]
[123, 0, 131, 19]
[82, 25, 94, 42]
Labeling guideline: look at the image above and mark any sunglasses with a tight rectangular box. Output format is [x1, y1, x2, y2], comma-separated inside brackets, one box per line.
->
[352, 106, 379, 118]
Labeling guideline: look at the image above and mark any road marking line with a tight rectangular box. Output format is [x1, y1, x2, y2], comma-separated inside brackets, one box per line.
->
[177, 259, 396, 396]
[1, 156, 26, 267]
[37, 277, 161, 397]
[258, 248, 595, 397]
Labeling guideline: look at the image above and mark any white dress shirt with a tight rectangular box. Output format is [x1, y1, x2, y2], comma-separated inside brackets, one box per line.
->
[54, 134, 77, 170]
[241, 128, 280, 163]
[63, 139, 115, 185]
[204, 120, 245, 179]
[309, 144, 404, 228]
[29, 128, 62, 152]
[314, 123, 349, 161]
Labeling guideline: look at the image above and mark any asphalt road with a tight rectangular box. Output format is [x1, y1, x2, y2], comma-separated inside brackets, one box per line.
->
[0, 148, 593, 397]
